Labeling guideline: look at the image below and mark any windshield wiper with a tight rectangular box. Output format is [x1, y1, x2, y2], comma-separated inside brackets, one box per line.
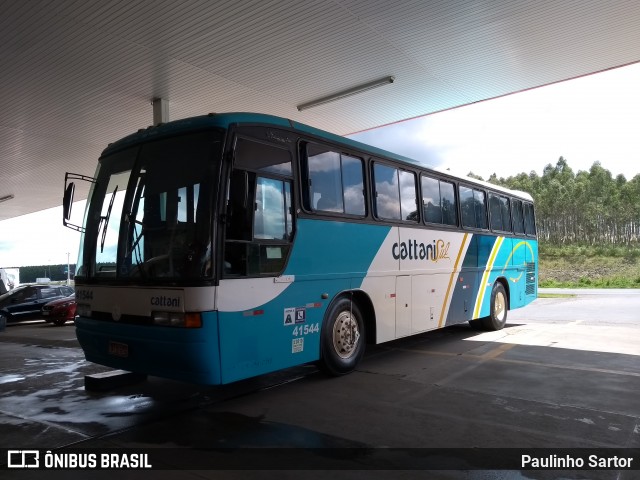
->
[129, 219, 146, 276]
[100, 186, 118, 253]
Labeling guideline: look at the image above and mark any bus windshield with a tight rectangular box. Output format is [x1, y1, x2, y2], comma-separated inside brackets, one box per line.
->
[77, 130, 222, 283]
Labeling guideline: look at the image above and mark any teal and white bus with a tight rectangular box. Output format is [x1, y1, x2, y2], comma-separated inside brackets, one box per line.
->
[63, 112, 537, 385]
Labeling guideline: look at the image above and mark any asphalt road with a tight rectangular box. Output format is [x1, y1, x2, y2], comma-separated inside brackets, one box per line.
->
[1, 289, 639, 479]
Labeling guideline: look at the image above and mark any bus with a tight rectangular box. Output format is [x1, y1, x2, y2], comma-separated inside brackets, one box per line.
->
[62, 112, 538, 385]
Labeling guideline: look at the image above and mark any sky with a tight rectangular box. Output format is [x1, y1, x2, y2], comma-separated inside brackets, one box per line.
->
[349, 62, 640, 180]
[2, 62, 640, 268]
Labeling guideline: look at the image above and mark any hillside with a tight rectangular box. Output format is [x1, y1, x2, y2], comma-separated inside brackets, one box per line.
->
[539, 246, 640, 288]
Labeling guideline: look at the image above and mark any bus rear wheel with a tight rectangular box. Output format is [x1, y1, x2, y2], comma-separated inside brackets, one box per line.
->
[318, 297, 365, 376]
[481, 282, 508, 331]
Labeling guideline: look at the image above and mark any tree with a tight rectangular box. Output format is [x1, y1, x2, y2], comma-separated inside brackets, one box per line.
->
[489, 157, 638, 247]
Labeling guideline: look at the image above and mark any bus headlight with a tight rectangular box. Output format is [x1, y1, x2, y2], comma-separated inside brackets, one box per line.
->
[152, 311, 201, 328]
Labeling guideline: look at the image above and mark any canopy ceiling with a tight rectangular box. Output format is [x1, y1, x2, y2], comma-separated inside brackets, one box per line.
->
[2, 0, 639, 220]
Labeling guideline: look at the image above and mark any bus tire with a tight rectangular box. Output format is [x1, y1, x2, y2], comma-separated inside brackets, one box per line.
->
[318, 297, 365, 376]
[481, 282, 508, 331]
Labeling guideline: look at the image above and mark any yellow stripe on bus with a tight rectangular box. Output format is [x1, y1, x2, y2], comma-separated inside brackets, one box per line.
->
[500, 240, 535, 282]
[438, 233, 470, 328]
[472, 236, 504, 319]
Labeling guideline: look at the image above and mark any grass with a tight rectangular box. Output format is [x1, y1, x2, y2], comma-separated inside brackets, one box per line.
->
[539, 244, 640, 288]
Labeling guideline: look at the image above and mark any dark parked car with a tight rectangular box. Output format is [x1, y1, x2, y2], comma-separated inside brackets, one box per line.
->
[42, 293, 77, 326]
[0, 285, 74, 323]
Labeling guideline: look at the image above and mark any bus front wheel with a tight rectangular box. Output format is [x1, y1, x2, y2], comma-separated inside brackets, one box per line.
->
[481, 282, 508, 331]
[318, 297, 366, 376]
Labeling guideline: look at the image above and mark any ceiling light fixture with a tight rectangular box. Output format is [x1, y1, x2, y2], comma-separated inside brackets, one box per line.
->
[297, 76, 395, 112]
[0, 194, 15, 204]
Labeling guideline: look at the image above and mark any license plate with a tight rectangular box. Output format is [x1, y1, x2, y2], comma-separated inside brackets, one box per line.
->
[108, 341, 129, 358]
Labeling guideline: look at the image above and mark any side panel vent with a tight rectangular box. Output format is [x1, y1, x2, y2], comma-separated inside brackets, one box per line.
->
[525, 262, 536, 295]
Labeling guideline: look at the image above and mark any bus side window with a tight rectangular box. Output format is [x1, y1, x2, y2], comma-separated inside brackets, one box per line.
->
[474, 189, 488, 229]
[512, 199, 525, 234]
[305, 144, 366, 216]
[421, 175, 457, 226]
[489, 193, 511, 232]
[225, 136, 294, 277]
[254, 177, 292, 241]
[373, 163, 417, 222]
[440, 180, 457, 226]
[309, 149, 343, 212]
[422, 176, 441, 223]
[460, 186, 475, 228]
[460, 185, 488, 229]
[524, 202, 537, 236]
[489, 194, 502, 231]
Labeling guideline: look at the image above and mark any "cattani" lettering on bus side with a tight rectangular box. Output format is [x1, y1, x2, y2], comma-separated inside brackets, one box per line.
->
[392, 239, 451, 262]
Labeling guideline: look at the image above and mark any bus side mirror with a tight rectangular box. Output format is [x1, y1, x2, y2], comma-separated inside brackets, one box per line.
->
[62, 172, 97, 233]
[63, 182, 75, 222]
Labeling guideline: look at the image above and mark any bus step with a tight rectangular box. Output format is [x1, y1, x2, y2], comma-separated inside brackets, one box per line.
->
[85, 370, 147, 391]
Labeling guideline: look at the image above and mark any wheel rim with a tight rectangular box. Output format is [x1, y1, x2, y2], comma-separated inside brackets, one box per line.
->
[332, 311, 361, 359]
[494, 290, 506, 322]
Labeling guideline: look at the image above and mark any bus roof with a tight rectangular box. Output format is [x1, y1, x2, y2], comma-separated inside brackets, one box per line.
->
[103, 112, 533, 202]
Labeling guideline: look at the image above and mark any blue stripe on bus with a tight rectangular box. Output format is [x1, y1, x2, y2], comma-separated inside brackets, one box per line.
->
[284, 219, 392, 278]
[446, 235, 538, 324]
[218, 219, 391, 383]
[75, 312, 221, 385]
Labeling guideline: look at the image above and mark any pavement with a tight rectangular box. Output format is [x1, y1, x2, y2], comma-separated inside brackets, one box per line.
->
[1, 289, 639, 479]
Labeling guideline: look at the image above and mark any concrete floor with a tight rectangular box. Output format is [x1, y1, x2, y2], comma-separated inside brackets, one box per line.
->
[1, 290, 639, 480]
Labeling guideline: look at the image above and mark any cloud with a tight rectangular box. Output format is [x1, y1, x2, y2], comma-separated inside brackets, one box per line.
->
[0, 205, 81, 268]
[350, 63, 640, 181]
[350, 119, 442, 169]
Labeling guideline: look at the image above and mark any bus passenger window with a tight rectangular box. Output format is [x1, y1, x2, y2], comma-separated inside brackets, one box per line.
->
[489, 194, 502, 230]
[460, 185, 488, 229]
[440, 181, 457, 226]
[399, 170, 418, 221]
[342, 155, 365, 215]
[309, 150, 343, 212]
[512, 199, 525, 234]
[460, 186, 475, 228]
[421, 176, 457, 226]
[489, 193, 511, 232]
[422, 176, 441, 223]
[374, 164, 401, 220]
[474, 190, 488, 229]
[306, 144, 365, 216]
[524, 202, 537, 236]
[500, 196, 511, 231]
[374, 164, 417, 222]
